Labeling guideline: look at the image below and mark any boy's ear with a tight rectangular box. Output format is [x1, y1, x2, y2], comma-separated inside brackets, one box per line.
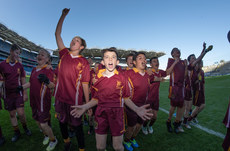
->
[101, 60, 105, 65]
[80, 46, 84, 50]
[133, 60, 136, 66]
[116, 60, 119, 65]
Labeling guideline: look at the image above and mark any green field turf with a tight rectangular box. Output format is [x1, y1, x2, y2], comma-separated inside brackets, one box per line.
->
[0, 75, 229, 151]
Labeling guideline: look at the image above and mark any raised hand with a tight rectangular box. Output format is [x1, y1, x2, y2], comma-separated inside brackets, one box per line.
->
[62, 8, 70, 16]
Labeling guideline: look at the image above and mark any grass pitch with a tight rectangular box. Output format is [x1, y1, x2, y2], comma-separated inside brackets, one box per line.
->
[0, 75, 229, 151]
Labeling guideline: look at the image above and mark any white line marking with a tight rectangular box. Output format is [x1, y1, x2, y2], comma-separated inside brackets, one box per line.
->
[159, 107, 225, 139]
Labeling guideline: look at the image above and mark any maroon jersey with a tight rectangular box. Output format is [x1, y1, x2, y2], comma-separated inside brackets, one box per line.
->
[192, 69, 205, 106]
[167, 58, 186, 87]
[223, 102, 230, 128]
[30, 65, 54, 112]
[125, 68, 150, 106]
[92, 69, 130, 108]
[0, 58, 25, 98]
[147, 69, 167, 102]
[54, 48, 90, 105]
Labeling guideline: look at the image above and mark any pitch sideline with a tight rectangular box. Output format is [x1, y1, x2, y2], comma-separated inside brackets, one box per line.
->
[159, 107, 225, 139]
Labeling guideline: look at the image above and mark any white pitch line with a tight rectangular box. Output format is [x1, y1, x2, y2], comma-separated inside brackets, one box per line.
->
[159, 107, 225, 139]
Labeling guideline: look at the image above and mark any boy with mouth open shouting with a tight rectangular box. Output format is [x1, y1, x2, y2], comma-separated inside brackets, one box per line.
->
[71, 48, 152, 151]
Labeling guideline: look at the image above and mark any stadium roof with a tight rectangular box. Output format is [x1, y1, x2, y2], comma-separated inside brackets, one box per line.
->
[0, 22, 165, 59]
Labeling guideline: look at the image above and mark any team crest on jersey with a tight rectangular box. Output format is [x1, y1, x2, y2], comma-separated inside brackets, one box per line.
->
[116, 81, 122, 89]
[76, 62, 83, 70]
[17, 68, 21, 74]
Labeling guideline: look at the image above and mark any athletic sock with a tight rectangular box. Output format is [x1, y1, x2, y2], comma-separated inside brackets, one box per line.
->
[183, 117, 188, 124]
[74, 124, 85, 149]
[13, 125, 20, 134]
[59, 122, 69, 140]
[149, 119, 156, 127]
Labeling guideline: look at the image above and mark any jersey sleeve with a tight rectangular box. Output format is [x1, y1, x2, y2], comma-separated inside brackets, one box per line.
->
[59, 48, 69, 58]
[47, 69, 54, 83]
[160, 70, 167, 77]
[81, 60, 90, 84]
[20, 64, 26, 78]
[166, 58, 174, 70]
[121, 74, 130, 99]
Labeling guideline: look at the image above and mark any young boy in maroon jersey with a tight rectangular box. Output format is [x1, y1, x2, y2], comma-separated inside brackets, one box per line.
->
[142, 57, 178, 135]
[0, 44, 31, 142]
[70, 48, 152, 151]
[183, 42, 212, 128]
[222, 100, 230, 151]
[0, 74, 5, 146]
[19, 49, 58, 151]
[55, 8, 90, 151]
[125, 53, 134, 70]
[123, 52, 151, 151]
[187, 61, 206, 124]
[166, 48, 187, 134]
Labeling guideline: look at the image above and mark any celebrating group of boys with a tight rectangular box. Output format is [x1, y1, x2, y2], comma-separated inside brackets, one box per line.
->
[1, 7, 228, 151]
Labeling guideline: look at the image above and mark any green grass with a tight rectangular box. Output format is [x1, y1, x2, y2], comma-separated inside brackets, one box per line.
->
[0, 75, 229, 151]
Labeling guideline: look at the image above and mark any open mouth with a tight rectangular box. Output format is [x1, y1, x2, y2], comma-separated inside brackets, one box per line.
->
[108, 63, 113, 68]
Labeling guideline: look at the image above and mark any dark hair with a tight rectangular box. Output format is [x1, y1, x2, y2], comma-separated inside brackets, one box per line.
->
[150, 57, 158, 63]
[187, 54, 195, 62]
[126, 53, 134, 62]
[171, 47, 180, 56]
[10, 44, 21, 52]
[133, 52, 146, 61]
[102, 48, 118, 58]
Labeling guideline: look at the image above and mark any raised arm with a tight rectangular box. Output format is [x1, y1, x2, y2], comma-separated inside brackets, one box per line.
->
[166, 58, 179, 75]
[55, 8, 70, 50]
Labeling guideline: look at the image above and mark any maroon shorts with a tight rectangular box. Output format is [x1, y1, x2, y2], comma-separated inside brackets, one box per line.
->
[95, 106, 125, 136]
[32, 107, 51, 123]
[222, 128, 230, 151]
[125, 106, 144, 127]
[169, 86, 184, 108]
[193, 90, 205, 107]
[184, 88, 192, 101]
[146, 99, 159, 111]
[4, 96, 24, 111]
[55, 100, 82, 126]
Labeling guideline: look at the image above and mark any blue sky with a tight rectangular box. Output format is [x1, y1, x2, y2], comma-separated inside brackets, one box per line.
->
[0, 0, 229, 69]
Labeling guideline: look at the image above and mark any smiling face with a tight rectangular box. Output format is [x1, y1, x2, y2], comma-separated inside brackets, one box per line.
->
[70, 37, 84, 52]
[150, 58, 159, 70]
[37, 50, 50, 66]
[10, 49, 21, 62]
[133, 53, 147, 71]
[102, 51, 119, 72]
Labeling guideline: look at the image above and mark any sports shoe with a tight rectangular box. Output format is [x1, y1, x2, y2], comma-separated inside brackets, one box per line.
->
[173, 122, 179, 134]
[192, 118, 199, 124]
[148, 126, 154, 134]
[46, 138, 58, 151]
[68, 130, 75, 138]
[130, 139, 139, 148]
[166, 121, 173, 133]
[11, 132, 21, 142]
[25, 129, 32, 136]
[142, 126, 148, 135]
[178, 126, 184, 133]
[123, 141, 133, 151]
[183, 123, 191, 129]
[0, 137, 5, 146]
[64, 142, 72, 151]
[43, 136, 49, 145]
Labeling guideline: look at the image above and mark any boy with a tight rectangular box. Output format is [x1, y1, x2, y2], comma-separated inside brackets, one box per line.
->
[71, 48, 152, 151]
[166, 48, 187, 134]
[0, 44, 31, 142]
[183, 42, 212, 127]
[125, 53, 134, 70]
[0, 74, 5, 146]
[19, 49, 58, 151]
[142, 57, 178, 135]
[222, 100, 230, 151]
[55, 8, 90, 151]
[187, 61, 206, 124]
[123, 52, 150, 151]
